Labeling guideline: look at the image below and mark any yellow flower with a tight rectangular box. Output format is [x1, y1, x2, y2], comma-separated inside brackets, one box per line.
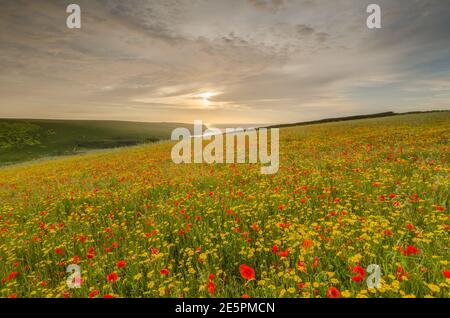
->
[427, 284, 440, 293]
[341, 290, 352, 298]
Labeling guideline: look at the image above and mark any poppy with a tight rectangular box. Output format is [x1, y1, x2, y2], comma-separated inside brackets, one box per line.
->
[89, 290, 100, 298]
[117, 260, 126, 268]
[208, 281, 215, 295]
[7, 272, 18, 281]
[106, 271, 119, 283]
[326, 287, 340, 298]
[160, 268, 170, 275]
[351, 275, 364, 283]
[442, 270, 450, 279]
[239, 264, 255, 280]
[279, 249, 289, 258]
[352, 265, 366, 277]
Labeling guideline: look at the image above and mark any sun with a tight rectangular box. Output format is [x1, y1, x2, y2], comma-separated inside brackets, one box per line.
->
[198, 92, 215, 105]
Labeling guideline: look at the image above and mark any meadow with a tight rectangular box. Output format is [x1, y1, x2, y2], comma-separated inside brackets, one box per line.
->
[0, 112, 448, 298]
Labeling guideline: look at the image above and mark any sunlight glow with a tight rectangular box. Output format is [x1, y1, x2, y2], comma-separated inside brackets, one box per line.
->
[196, 91, 219, 106]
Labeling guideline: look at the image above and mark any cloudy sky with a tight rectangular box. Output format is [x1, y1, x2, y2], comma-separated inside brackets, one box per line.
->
[0, 0, 449, 124]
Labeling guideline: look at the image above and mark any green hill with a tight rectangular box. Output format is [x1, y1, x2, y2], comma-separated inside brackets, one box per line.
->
[0, 119, 198, 165]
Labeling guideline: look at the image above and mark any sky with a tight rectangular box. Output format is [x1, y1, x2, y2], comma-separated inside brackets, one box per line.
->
[0, 0, 449, 124]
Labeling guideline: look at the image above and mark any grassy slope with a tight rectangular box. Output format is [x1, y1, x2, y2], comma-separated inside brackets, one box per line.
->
[0, 112, 448, 298]
[0, 119, 199, 165]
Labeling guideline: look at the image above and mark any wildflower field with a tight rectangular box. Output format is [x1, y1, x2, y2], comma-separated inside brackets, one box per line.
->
[0, 112, 448, 298]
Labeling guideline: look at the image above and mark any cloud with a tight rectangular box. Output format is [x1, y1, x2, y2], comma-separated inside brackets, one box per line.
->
[0, 0, 448, 124]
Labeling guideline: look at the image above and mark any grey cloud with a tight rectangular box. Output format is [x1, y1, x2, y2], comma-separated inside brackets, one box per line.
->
[0, 0, 448, 124]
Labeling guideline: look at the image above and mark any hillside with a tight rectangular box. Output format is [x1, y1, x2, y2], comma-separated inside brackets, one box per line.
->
[0, 112, 448, 298]
[268, 110, 449, 129]
[0, 119, 200, 165]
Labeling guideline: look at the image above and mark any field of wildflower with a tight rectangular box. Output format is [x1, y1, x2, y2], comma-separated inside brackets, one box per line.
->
[0, 112, 448, 298]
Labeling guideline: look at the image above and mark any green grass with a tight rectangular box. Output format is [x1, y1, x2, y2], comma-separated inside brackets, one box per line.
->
[0, 119, 198, 165]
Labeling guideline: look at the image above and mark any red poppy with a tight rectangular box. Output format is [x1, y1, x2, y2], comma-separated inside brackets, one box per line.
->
[400, 245, 420, 256]
[406, 223, 414, 231]
[209, 273, 215, 280]
[207, 281, 215, 295]
[442, 270, 450, 279]
[103, 294, 113, 298]
[352, 265, 366, 277]
[151, 248, 159, 254]
[272, 245, 279, 253]
[55, 248, 64, 255]
[7, 271, 17, 280]
[106, 271, 119, 283]
[326, 287, 340, 298]
[89, 290, 100, 298]
[279, 249, 289, 258]
[160, 268, 170, 275]
[117, 260, 126, 268]
[242, 294, 250, 298]
[351, 275, 364, 283]
[239, 264, 255, 280]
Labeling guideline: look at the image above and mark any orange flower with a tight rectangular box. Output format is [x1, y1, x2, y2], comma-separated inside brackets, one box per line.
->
[239, 264, 255, 280]
[302, 239, 314, 249]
